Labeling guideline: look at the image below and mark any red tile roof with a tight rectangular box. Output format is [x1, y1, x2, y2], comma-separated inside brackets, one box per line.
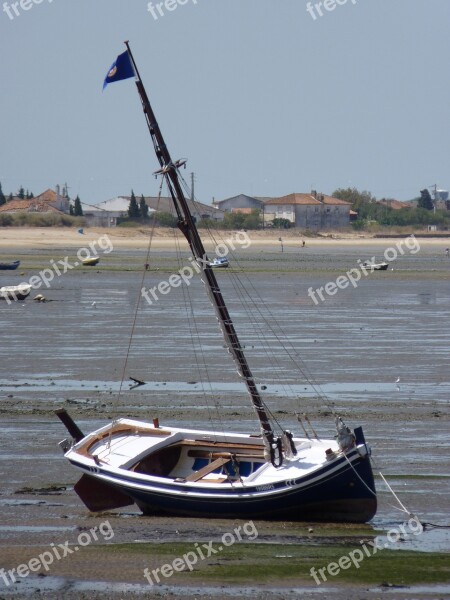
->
[320, 194, 352, 206]
[265, 193, 322, 206]
[264, 193, 351, 206]
[378, 199, 410, 210]
[34, 189, 58, 203]
[0, 199, 64, 214]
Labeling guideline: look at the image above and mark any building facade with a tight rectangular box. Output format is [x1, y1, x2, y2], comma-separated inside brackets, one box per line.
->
[264, 192, 351, 231]
[213, 194, 264, 213]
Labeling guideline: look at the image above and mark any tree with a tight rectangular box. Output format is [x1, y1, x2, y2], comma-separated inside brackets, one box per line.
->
[69, 204, 74, 216]
[17, 186, 25, 199]
[74, 195, 83, 216]
[139, 194, 149, 220]
[8, 193, 13, 201]
[128, 190, 140, 218]
[0, 182, 6, 206]
[272, 218, 292, 229]
[418, 189, 434, 211]
[155, 211, 178, 227]
[332, 187, 376, 211]
[223, 209, 261, 230]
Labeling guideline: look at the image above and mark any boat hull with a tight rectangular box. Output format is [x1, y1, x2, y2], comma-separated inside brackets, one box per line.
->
[67, 445, 376, 523]
[81, 257, 100, 266]
[363, 262, 389, 271]
[0, 260, 20, 271]
[0, 285, 31, 301]
[59, 415, 377, 524]
[114, 453, 375, 522]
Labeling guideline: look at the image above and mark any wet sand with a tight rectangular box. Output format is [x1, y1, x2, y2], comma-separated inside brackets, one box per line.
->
[0, 229, 449, 599]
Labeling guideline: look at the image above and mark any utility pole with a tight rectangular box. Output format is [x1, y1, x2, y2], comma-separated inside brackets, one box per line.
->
[190, 172, 195, 202]
[431, 184, 437, 214]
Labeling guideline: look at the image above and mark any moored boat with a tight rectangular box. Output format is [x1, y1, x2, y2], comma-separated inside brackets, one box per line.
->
[81, 257, 100, 266]
[363, 260, 389, 271]
[209, 257, 229, 268]
[56, 43, 377, 523]
[0, 260, 20, 271]
[0, 284, 31, 301]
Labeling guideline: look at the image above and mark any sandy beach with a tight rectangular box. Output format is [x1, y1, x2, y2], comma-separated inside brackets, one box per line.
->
[1, 226, 450, 251]
[0, 226, 449, 599]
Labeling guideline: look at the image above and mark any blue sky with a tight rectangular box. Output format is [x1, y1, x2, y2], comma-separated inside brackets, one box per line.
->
[1, 0, 449, 204]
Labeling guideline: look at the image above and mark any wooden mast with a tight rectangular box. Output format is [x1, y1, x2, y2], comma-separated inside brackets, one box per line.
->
[124, 42, 281, 464]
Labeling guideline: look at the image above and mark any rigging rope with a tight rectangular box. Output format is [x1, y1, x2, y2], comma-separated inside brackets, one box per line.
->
[108, 179, 165, 449]
[176, 170, 337, 423]
[167, 201, 226, 441]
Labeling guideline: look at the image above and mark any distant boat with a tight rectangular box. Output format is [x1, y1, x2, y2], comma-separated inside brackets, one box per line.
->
[0, 284, 31, 301]
[209, 257, 229, 268]
[0, 260, 20, 271]
[363, 261, 389, 271]
[81, 257, 100, 267]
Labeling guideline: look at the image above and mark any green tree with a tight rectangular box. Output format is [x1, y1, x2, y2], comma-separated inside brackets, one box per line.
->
[242, 209, 262, 229]
[0, 182, 6, 206]
[69, 204, 74, 216]
[17, 186, 25, 199]
[8, 193, 13, 201]
[155, 211, 178, 227]
[272, 217, 292, 229]
[418, 189, 434, 211]
[128, 190, 140, 218]
[139, 194, 149, 219]
[74, 195, 83, 216]
[332, 187, 376, 215]
[223, 209, 261, 230]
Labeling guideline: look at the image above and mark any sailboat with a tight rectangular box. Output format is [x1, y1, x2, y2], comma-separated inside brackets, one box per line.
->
[56, 43, 377, 522]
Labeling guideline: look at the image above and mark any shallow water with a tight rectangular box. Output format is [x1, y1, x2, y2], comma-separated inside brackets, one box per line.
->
[0, 246, 449, 597]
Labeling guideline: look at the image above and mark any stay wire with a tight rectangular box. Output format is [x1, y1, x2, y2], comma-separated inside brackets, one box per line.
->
[167, 199, 226, 440]
[108, 179, 165, 449]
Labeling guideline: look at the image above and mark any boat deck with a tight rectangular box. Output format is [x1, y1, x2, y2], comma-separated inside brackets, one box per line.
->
[68, 419, 341, 486]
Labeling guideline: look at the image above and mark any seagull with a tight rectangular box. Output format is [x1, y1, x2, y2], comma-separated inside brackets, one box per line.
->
[395, 377, 400, 383]
[92, 301, 96, 308]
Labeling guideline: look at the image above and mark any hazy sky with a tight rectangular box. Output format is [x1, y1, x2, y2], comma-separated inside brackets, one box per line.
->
[1, 0, 449, 205]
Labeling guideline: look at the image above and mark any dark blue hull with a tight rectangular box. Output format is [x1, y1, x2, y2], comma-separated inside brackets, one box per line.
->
[120, 454, 376, 523]
[0, 261, 20, 270]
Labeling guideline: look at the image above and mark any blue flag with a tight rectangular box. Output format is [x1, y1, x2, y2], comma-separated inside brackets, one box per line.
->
[103, 51, 135, 90]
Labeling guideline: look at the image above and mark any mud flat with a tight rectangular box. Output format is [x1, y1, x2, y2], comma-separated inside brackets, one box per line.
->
[0, 235, 449, 599]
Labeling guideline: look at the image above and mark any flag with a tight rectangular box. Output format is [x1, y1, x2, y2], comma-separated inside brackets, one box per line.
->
[103, 51, 135, 90]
